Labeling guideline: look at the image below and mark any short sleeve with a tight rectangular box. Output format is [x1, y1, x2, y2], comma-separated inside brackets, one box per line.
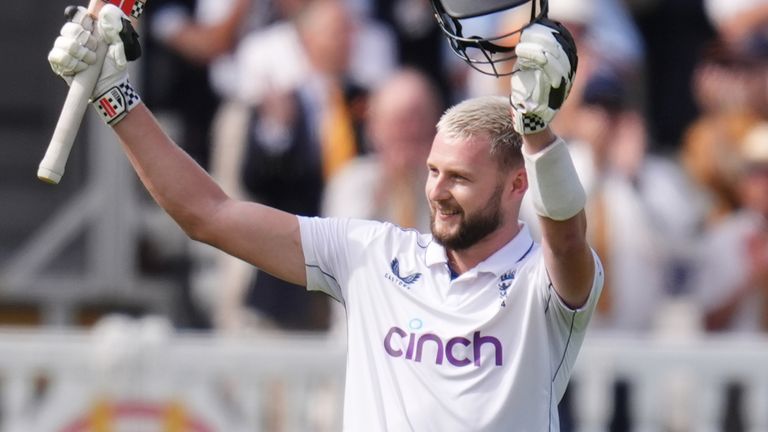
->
[545, 249, 604, 332]
[298, 216, 384, 303]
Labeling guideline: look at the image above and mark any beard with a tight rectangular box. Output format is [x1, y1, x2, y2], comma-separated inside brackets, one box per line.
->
[430, 184, 504, 251]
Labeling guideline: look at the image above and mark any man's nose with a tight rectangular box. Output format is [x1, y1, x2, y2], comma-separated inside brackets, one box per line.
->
[428, 175, 450, 202]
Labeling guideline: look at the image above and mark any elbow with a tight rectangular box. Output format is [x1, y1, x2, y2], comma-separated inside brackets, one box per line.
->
[181, 217, 210, 243]
[172, 202, 222, 244]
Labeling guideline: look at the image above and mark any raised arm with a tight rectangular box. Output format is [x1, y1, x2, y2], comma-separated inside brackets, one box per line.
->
[521, 128, 593, 308]
[48, 4, 307, 286]
[115, 105, 307, 286]
[509, 20, 596, 308]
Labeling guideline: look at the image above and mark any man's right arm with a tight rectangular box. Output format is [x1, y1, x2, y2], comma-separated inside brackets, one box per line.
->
[113, 104, 308, 286]
[48, 5, 308, 287]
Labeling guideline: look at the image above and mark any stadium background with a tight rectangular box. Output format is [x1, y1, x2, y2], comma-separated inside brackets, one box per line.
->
[0, 0, 767, 430]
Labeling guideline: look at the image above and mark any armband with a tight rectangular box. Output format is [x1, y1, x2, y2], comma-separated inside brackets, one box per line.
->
[523, 138, 586, 221]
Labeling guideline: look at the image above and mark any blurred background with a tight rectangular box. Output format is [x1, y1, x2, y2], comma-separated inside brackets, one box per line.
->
[0, 0, 767, 430]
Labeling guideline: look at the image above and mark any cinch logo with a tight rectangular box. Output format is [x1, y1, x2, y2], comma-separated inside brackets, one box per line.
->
[384, 258, 422, 289]
[383, 327, 503, 367]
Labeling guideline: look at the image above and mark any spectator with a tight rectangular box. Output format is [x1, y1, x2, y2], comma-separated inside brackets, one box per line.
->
[232, 0, 395, 105]
[692, 121, 768, 432]
[144, 0, 279, 330]
[371, 0, 456, 103]
[145, 0, 259, 169]
[630, 0, 717, 152]
[202, 0, 397, 332]
[322, 68, 443, 231]
[695, 122, 768, 333]
[237, 0, 375, 331]
[681, 39, 767, 227]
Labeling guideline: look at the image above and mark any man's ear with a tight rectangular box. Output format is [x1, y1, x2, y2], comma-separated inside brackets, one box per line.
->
[508, 165, 528, 195]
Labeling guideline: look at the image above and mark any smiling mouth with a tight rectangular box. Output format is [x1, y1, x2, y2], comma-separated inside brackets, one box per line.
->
[435, 207, 461, 218]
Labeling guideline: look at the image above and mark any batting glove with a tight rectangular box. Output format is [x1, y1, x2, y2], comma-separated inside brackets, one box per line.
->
[509, 19, 578, 135]
[48, 4, 142, 125]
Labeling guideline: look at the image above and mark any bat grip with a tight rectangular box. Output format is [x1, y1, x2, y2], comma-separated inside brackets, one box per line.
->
[38, 0, 106, 184]
[38, 43, 108, 184]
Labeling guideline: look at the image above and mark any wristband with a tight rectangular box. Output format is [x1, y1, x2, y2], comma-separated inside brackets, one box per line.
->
[91, 78, 141, 126]
[523, 137, 586, 221]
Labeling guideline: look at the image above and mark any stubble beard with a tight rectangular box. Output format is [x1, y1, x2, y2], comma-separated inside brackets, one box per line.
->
[430, 184, 504, 251]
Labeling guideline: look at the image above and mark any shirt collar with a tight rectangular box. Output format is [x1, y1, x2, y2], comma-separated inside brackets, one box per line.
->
[425, 223, 535, 276]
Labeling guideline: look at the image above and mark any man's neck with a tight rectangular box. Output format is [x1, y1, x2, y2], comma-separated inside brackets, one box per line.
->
[447, 222, 522, 275]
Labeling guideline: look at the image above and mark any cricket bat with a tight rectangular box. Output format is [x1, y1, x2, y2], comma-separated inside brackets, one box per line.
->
[38, 0, 147, 184]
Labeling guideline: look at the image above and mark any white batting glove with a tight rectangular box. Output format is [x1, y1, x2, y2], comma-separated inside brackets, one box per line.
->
[510, 19, 578, 135]
[48, 5, 141, 125]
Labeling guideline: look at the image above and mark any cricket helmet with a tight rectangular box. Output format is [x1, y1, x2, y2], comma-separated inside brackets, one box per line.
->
[430, 0, 550, 76]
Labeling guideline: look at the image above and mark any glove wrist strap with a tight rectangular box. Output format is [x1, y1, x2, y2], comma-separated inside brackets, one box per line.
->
[516, 112, 548, 135]
[91, 77, 141, 126]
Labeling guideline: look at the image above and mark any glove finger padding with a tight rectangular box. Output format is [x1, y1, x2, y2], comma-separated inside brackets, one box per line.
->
[48, 12, 99, 76]
[99, 6, 128, 68]
[509, 19, 578, 135]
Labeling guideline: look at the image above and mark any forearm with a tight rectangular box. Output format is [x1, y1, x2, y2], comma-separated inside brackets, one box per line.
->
[537, 211, 593, 308]
[113, 103, 229, 238]
[522, 127, 593, 307]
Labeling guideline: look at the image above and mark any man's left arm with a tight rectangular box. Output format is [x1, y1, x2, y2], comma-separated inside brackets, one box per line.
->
[510, 20, 596, 308]
[524, 129, 594, 308]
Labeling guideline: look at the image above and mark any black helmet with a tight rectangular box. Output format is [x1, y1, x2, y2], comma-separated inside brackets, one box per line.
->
[430, 0, 549, 76]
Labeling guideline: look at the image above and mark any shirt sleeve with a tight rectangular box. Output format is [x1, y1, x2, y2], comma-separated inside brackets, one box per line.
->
[298, 216, 384, 304]
[545, 248, 604, 332]
[544, 249, 604, 400]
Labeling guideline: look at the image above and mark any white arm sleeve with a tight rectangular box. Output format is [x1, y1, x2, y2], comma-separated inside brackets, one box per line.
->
[523, 137, 587, 221]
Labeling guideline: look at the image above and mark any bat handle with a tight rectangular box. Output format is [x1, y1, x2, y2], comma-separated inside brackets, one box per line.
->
[38, 43, 108, 184]
[38, 0, 105, 184]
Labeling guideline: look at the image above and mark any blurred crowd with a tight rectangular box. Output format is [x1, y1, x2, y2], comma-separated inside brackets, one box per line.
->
[137, 0, 768, 353]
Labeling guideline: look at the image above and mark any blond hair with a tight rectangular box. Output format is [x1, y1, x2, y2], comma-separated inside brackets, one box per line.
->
[436, 96, 523, 169]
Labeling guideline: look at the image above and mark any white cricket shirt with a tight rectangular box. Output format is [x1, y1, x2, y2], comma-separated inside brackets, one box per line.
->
[299, 217, 603, 431]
